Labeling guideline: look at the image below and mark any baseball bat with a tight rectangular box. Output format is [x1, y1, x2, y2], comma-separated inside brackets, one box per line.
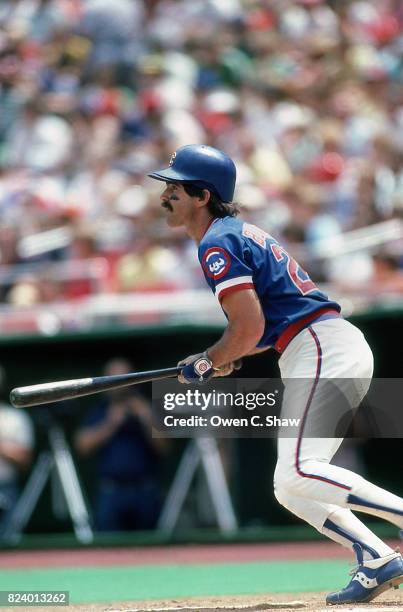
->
[10, 367, 181, 408]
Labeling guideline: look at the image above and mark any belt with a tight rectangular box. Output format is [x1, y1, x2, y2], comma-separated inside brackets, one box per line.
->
[274, 307, 341, 354]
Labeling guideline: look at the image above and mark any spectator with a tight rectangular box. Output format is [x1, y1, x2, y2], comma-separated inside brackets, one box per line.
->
[371, 252, 403, 294]
[74, 358, 167, 531]
[335, 251, 403, 298]
[0, 369, 34, 531]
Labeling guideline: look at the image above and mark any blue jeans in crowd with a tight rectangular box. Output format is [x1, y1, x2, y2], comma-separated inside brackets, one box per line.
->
[95, 478, 162, 532]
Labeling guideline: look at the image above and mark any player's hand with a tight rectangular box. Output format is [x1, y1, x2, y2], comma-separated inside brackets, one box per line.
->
[178, 353, 204, 368]
[178, 353, 214, 385]
[178, 355, 242, 384]
[212, 359, 243, 378]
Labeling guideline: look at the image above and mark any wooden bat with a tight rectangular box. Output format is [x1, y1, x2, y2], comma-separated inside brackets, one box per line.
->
[9, 367, 181, 408]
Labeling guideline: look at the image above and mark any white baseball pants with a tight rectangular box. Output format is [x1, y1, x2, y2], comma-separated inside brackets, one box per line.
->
[274, 318, 403, 559]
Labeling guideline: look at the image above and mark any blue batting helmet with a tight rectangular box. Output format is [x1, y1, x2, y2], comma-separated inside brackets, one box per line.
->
[148, 145, 236, 202]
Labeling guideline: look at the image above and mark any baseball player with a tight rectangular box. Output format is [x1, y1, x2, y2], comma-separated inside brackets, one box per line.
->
[149, 145, 403, 605]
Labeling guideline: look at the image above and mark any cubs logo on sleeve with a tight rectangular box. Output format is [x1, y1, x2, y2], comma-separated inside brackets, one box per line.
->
[202, 247, 231, 280]
[201, 244, 254, 301]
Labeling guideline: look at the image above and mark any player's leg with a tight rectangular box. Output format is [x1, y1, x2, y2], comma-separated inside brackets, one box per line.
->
[275, 455, 403, 605]
[274, 318, 403, 604]
[275, 319, 403, 529]
[277, 427, 403, 528]
[274, 484, 395, 559]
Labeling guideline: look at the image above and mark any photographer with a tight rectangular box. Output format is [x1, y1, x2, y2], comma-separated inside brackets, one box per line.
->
[74, 358, 167, 532]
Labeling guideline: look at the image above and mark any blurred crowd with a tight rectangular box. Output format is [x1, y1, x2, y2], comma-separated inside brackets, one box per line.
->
[0, 0, 403, 310]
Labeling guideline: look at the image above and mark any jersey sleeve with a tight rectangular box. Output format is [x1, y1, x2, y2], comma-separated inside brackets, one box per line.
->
[198, 233, 254, 301]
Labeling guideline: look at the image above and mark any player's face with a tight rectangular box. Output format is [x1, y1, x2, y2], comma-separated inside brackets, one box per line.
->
[160, 183, 196, 227]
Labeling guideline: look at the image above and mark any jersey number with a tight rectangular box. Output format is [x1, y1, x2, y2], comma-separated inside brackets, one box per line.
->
[270, 244, 317, 295]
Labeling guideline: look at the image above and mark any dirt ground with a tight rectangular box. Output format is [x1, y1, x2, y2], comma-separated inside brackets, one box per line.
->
[2, 590, 403, 612]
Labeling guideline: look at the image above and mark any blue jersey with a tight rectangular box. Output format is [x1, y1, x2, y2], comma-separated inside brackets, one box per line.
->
[198, 216, 341, 349]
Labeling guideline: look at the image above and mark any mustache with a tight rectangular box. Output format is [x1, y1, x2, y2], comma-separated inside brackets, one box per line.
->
[162, 200, 173, 211]
[161, 194, 179, 211]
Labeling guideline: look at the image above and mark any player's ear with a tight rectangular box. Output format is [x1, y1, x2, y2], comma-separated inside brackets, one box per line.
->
[196, 189, 211, 208]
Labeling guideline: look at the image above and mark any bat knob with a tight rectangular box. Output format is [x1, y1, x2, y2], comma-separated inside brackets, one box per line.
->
[10, 389, 24, 408]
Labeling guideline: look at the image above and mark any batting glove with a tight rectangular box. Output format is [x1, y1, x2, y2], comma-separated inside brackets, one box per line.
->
[179, 352, 214, 384]
[179, 355, 243, 384]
